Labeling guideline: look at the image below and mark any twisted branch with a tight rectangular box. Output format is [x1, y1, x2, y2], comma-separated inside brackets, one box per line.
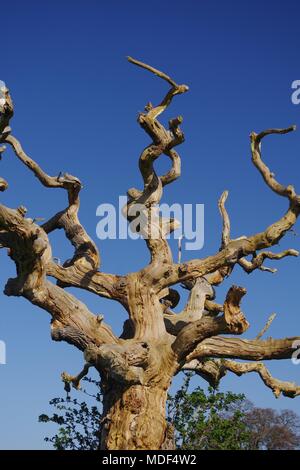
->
[239, 249, 299, 274]
[155, 127, 300, 290]
[172, 285, 249, 361]
[222, 360, 300, 398]
[182, 357, 300, 398]
[251, 126, 299, 202]
[3, 131, 124, 303]
[125, 57, 188, 270]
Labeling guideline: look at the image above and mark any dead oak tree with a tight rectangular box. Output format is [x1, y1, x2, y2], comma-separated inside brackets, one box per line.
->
[0, 59, 300, 450]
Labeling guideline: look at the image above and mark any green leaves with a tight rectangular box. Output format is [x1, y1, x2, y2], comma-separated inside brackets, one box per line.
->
[167, 373, 250, 450]
[38, 378, 102, 450]
[39, 374, 300, 450]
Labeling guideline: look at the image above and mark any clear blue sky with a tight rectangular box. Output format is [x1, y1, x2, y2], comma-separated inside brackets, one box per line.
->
[1, 0, 300, 449]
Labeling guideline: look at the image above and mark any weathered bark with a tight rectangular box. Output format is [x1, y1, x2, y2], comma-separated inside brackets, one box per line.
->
[0, 59, 300, 449]
[100, 382, 172, 450]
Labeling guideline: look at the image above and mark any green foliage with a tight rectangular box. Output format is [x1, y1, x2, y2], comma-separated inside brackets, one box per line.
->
[39, 373, 300, 450]
[39, 378, 102, 450]
[167, 373, 251, 450]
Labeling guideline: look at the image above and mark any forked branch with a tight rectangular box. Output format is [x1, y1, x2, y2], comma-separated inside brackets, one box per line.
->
[182, 357, 300, 398]
[155, 126, 300, 290]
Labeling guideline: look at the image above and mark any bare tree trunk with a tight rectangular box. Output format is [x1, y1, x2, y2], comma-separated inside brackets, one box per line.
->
[101, 381, 174, 450]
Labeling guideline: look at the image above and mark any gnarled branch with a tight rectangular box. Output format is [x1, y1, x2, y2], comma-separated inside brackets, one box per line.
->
[182, 357, 300, 398]
[155, 127, 300, 290]
[171, 285, 249, 361]
[222, 360, 300, 398]
[186, 335, 300, 362]
[3, 129, 125, 305]
[125, 57, 188, 270]
[239, 249, 299, 274]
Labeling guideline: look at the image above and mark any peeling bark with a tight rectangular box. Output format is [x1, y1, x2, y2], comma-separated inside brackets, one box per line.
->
[100, 382, 171, 450]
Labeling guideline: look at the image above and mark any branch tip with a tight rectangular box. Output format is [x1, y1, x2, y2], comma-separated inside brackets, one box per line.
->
[127, 55, 189, 94]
